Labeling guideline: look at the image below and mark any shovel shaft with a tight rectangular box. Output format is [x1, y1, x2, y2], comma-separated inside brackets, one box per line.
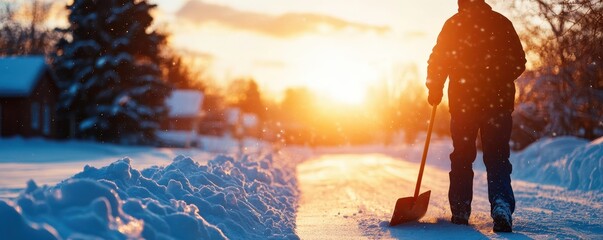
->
[414, 105, 437, 199]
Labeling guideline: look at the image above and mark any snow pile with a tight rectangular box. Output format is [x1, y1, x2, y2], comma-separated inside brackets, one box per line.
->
[0, 154, 299, 239]
[512, 136, 603, 191]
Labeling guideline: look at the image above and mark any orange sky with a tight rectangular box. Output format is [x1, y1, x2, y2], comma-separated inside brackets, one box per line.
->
[149, 0, 472, 103]
[42, 0, 496, 103]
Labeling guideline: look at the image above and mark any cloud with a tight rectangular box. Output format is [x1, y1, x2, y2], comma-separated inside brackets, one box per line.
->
[176, 0, 390, 37]
[404, 31, 428, 40]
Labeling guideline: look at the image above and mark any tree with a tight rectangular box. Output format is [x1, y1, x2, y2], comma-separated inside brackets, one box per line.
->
[370, 63, 450, 144]
[503, 0, 603, 144]
[280, 87, 315, 123]
[53, 0, 171, 144]
[277, 87, 317, 145]
[226, 78, 265, 119]
[161, 50, 207, 91]
[0, 0, 62, 56]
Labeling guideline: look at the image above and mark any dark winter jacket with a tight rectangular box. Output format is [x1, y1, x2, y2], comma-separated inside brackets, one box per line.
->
[427, 0, 526, 114]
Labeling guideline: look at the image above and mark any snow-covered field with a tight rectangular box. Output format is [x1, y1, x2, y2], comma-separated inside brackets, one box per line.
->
[0, 137, 217, 198]
[0, 136, 601, 239]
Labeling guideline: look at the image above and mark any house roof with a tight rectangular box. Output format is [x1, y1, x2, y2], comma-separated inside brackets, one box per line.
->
[166, 90, 204, 118]
[0, 56, 48, 97]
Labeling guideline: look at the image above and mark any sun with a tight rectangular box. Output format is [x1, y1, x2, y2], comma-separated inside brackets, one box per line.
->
[298, 47, 378, 105]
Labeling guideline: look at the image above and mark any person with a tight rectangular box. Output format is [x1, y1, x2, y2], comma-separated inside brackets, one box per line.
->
[426, 0, 526, 232]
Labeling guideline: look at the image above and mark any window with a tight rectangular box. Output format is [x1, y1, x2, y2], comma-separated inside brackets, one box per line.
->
[31, 102, 40, 130]
[43, 104, 51, 135]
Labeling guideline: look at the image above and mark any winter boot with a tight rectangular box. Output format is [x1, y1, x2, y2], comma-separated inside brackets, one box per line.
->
[451, 215, 469, 225]
[492, 200, 512, 232]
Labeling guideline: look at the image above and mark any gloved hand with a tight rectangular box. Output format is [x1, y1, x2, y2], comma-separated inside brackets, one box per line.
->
[428, 90, 442, 106]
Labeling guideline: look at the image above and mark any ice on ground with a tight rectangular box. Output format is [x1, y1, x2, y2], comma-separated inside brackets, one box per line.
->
[0, 153, 299, 240]
[297, 153, 603, 239]
[511, 136, 603, 191]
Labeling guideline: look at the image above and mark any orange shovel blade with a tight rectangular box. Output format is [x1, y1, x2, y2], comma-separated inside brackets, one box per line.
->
[389, 190, 431, 226]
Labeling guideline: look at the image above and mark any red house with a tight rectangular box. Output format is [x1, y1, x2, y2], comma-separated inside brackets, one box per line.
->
[0, 56, 59, 138]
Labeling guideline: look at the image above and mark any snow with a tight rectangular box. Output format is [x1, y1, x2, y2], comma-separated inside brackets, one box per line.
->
[242, 113, 259, 128]
[225, 107, 241, 125]
[312, 135, 603, 193]
[166, 90, 204, 118]
[0, 135, 602, 239]
[0, 56, 49, 97]
[156, 131, 270, 152]
[0, 137, 270, 196]
[296, 153, 603, 239]
[511, 136, 603, 191]
[156, 130, 200, 148]
[0, 152, 298, 239]
[0, 137, 218, 197]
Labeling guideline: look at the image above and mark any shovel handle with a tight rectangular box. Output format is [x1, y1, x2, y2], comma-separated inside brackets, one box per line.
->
[414, 105, 437, 199]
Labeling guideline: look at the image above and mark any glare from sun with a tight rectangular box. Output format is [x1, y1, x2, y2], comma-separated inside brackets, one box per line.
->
[298, 48, 378, 105]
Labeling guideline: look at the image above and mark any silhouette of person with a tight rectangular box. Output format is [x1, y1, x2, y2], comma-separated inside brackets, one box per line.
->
[426, 0, 526, 232]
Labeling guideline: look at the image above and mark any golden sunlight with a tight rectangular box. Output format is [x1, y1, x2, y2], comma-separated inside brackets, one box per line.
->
[298, 46, 378, 105]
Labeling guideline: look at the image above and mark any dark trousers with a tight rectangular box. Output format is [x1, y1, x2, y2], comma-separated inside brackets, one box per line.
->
[448, 111, 515, 219]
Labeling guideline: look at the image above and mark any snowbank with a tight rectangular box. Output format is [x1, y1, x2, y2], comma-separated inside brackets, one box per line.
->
[511, 136, 603, 191]
[0, 154, 299, 239]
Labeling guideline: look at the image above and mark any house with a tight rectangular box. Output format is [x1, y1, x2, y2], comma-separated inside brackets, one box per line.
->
[224, 107, 260, 138]
[0, 56, 59, 138]
[159, 89, 204, 147]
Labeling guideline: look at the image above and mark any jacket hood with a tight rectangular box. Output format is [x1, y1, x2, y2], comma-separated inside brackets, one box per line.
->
[458, 0, 492, 12]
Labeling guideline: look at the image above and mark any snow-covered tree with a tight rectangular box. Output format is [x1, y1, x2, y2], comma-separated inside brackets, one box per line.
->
[503, 0, 603, 148]
[53, 0, 171, 143]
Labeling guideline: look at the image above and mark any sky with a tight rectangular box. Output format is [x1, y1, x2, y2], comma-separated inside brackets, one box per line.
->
[149, 0, 463, 103]
[36, 0, 467, 103]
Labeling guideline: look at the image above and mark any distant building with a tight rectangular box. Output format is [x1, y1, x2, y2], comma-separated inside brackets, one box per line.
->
[0, 56, 59, 138]
[224, 107, 260, 138]
[159, 90, 204, 147]
[197, 110, 227, 136]
[163, 90, 205, 131]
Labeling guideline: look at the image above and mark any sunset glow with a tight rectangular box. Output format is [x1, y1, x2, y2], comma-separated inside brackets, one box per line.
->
[296, 45, 378, 105]
[151, 0, 459, 102]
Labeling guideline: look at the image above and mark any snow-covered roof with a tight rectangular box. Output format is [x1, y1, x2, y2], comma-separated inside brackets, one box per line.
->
[242, 113, 259, 128]
[224, 108, 259, 127]
[166, 90, 204, 118]
[225, 107, 241, 125]
[0, 56, 49, 97]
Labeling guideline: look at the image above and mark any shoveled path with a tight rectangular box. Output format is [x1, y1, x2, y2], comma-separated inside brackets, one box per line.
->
[295, 154, 603, 239]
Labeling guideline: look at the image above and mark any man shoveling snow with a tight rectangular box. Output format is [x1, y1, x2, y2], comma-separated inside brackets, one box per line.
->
[426, 0, 526, 232]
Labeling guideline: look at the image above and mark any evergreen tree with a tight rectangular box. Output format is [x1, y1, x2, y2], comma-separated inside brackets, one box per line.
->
[53, 0, 171, 144]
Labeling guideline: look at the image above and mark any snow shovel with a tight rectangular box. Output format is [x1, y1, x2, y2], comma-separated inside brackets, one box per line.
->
[390, 105, 437, 226]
